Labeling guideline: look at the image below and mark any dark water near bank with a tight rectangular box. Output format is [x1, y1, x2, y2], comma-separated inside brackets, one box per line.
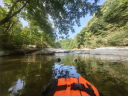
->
[0, 53, 128, 96]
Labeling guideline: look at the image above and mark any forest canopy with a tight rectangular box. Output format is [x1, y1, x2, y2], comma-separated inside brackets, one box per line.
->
[60, 0, 128, 49]
[0, 0, 99, 34]
[0, 0, 100, 50]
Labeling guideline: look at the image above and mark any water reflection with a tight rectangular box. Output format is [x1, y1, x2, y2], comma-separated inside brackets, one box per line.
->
[8, 79, 25, 96]
[0, 55, 54, 96]
[53, 63, 80, 79]
[0, 54, 128, 96]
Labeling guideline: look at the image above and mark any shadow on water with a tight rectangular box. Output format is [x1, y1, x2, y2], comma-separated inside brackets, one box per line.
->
[0, 54, 128, 96]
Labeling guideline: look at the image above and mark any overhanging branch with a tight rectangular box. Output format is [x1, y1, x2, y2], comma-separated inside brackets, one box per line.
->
[0, 0, 28, 26]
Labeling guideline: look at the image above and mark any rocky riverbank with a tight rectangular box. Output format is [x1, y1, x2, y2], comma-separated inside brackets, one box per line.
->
[0, 48, 40, 57]
[72, 47, 128, 56]
[34, 48, 71, 55]
[35, 47, 128, 56]
[0, 47, 128, 57]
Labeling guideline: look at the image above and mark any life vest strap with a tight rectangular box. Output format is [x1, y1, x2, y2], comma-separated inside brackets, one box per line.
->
[56, 85, 67, 91]
[71, 83, 96, 96]
[56, 83, 96, 96]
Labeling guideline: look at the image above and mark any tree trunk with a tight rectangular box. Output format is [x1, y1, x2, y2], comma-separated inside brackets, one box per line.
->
[0, 1, 28, 26]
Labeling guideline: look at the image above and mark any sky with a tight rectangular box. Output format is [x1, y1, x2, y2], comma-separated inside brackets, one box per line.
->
[0, 0, 106, 39]
[69, 0, 106, 38]
[69, 15, 92, 39]
[0, 0, 4, 7]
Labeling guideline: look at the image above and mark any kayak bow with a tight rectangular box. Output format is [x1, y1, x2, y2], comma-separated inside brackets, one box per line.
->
[54, 76, 99, 96]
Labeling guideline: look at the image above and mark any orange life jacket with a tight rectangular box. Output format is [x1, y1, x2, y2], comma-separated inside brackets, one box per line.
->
[54, 76, 99, 96]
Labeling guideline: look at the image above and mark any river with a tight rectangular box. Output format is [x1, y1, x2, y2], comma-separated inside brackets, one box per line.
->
[0, 53, 128, 96]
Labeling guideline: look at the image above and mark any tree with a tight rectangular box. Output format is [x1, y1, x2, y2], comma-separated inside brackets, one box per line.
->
[0, 0, 56, 50]
[0, 0, 28, 25]
[72, 0, 128, 48]
[0, 0, 99, 35]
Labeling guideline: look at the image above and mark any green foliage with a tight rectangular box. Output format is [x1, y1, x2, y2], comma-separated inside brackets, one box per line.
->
[59, 39, 77, 49]
[0, 0, 101, 50]
[54, 42, 61, 48]
[103, 0, 128, 26]
[0, 0, 100, 36]
[0, 16, 56, 50]
[73, 0, 128, 48]
[107, 28, 128, 46]
[0, 0, 57, 50]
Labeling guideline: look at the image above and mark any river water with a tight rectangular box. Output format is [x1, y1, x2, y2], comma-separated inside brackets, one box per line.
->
[0, 53, 128, 96]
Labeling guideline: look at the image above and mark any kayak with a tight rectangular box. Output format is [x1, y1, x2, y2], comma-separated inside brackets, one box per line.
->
[42, 60, 100, 96]
[54, 76, 99, 96]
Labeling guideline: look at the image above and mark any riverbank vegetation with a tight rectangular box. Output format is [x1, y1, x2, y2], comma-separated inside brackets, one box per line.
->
[0, 18, 56, 50]
[60, 0, 128, 49]
[0, 0, 99, 51]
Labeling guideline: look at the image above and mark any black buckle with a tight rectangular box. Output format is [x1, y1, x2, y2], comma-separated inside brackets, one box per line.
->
[56, 85, 67, 91]
[71, 83, 85, 90]
[71, 83, 96, 96]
